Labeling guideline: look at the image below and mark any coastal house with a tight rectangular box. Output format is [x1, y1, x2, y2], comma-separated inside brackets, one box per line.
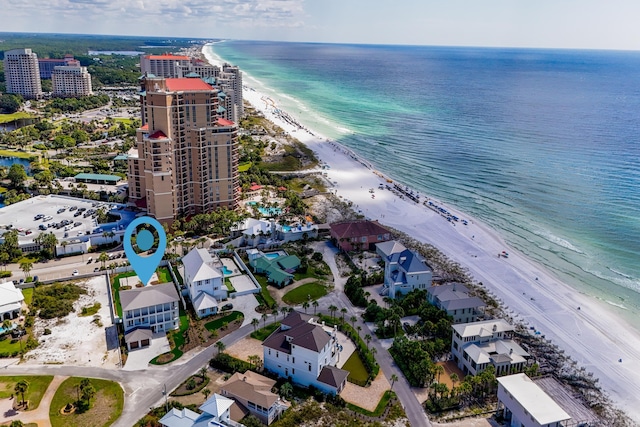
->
[159, 393, 236, 427]
[248, 250, 301, 288]
[263, 311, 349, 395]
[376, 240, 433, 298]
[120, 283, 180, 351]
[451, 319, 529, 376]
[183, 248, 228, 318]
[221, 371, 289, 425]
[427, 283, 486, 323]
[330, 220, 392, 252]
[497, 373, 571, 427]
[0, 281, 24, 321]
[234, 217, 319, 247]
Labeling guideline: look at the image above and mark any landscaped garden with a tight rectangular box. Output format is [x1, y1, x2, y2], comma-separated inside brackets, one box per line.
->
[282, 282, 327, 305]
[204, 311, 244, 333]
[250, 322, 280, 341]
[341, 351, 369, 386]
[49, 377, 123, 427]
[0, 375, 54, 410]
[150, 308, 189, 365]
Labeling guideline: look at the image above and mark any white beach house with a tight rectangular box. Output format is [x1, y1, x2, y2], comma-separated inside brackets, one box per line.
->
[427, 283, 486, 323]
[376, 240, 433, 298]
[183, 248, 228, 318]
[451, 319, 529, 376]
[497, 373, 571, 427]
[262, 311, 348, 395]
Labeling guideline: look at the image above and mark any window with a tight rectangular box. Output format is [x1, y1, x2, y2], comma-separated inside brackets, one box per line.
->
[308, 364, 311, 372]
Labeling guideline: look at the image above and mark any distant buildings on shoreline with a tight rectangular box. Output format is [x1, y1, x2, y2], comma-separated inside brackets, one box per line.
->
[3, 48, 91, 99]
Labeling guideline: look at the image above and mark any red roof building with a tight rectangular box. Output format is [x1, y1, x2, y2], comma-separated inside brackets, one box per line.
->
[330, 220, 392, 252]
[165, 78, 213, 92]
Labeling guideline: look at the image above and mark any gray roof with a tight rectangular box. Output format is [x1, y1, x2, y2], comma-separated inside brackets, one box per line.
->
[391, 249, 431, 274]
[440, 296, 486, 311]
[124, 327, 153, 343]
[376, 240, 406, 258]
[120, 283, 179, 312]
[428, 283, 470, 298]
[452, 319, 513, 338]
[263, 311, 330, 353]
[158, 407, 200, 427]
[317, 365, 349, 388]
[182, 248, 222, 282]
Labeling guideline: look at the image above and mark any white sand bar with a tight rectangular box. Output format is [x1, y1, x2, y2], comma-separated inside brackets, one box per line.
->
[235, 72, 640, 421]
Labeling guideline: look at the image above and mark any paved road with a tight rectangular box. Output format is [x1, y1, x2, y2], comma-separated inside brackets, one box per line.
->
[312, 241, 431, 427]
[3, 240, 430, 426]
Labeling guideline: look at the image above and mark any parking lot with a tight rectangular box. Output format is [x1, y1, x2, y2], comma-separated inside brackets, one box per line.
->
[0, 194, 127, 245]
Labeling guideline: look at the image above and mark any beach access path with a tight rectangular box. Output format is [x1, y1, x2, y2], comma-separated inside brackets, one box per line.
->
[240, 84, 640, 422]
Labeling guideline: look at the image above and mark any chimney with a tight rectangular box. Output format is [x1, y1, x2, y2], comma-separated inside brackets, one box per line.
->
[243, 376, 247, 381]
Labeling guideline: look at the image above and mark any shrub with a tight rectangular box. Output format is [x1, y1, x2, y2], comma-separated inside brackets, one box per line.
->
[43, 328, 51, 335]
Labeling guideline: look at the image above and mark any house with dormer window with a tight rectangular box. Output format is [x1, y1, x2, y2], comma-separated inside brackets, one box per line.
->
[262, 311, 348, 395]
[376, 240, 433, 298]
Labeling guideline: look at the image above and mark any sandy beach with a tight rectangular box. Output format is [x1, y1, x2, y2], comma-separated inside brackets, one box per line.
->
[204, 46, 640, 422]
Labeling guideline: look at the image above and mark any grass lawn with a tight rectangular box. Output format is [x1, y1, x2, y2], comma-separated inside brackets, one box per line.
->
[22, 288, 34, 305]
[254, 275, 276, 307]
[49, 377, 124, 427]
[0, 334, 27, 357]
[204, 311, 244, 332]
[250, 322, 280, 341]
[172, 266, 184, 285]
[155, 267, 172, 283]
[150, 309, 189, 365]
[238, 162, 252, 172]
[0, 376, 54, 410]
[112, 271, 136, 318]
[0, 112, 34, 124]
[282, 282, 327, 305]
[342, 351, 369, 384]
[224, 277, 236, 292]
[0, 149, 36, 159]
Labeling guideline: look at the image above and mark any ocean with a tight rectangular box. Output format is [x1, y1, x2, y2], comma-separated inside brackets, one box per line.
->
[206, 41, 640, 326]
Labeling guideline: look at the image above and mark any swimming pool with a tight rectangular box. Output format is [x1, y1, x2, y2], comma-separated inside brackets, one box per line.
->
[282, 225, 292, 232]
[264, 253, 280, 260]
[221, 266, 233, 275]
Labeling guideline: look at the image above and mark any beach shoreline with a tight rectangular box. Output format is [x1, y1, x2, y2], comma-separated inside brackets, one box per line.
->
[202, 44, 640, 422]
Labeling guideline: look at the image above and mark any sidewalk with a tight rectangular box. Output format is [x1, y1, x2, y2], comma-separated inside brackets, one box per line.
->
[3, 375, 68, 427]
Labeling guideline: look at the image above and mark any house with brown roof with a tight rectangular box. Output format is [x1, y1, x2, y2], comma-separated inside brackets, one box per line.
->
[220, 371, 288, 425]
[330, 220, 392, 252]
[263, 311, 349, 395]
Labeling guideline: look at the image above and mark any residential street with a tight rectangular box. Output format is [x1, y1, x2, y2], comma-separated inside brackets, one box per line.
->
[2, 240, 431, 426]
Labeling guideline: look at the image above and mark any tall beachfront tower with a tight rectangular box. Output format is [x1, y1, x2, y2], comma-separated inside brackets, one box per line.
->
[140, 54, 191, 78]
[51, 66, 93, 97]
[4, 48, 42, 99]
[220, 64, 244, 120]
[127, 77, 240, 224]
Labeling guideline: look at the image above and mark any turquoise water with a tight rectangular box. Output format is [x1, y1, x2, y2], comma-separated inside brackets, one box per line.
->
[207, 42, 640, 327]
[221, 266, 233, 275]
[282, 225, 292, 232]
[264, 252, 286, 260]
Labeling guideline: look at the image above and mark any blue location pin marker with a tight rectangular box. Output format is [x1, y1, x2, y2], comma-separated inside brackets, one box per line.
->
[124, 216, 167, 286]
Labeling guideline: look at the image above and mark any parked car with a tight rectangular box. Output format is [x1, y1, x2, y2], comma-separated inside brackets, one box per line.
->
[221, 303, 233, 311]
[72, 269, 79, 276]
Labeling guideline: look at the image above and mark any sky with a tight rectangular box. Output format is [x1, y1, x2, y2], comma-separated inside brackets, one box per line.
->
[2, 0, 640, 50]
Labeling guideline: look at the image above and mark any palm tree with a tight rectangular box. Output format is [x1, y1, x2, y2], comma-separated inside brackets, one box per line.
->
[433, 364, 445, 384]
[370, 347, 377, 358]
[14, 379, 28, 406]
[215, 341, 226, 356]
[251, 318, 259, 332]
[450, 373, 459, 390]
[98, 251, 109, 270]
[200, 366, 208, 380]
[312, 300, 319, 315]
[302, 301, 310, 313]
[364, 334, 372, 350]
[340, 308, 347, 323]
[356, 325, 362, 338]
[10, 420, 24, 427]
[2, 319, 12, 335]
[279, 382, 293, 400]
[350, 316, 357, 328]
[248, 354, 261, 370]
[280, 306, 288, 319]
[390, 374, 398, 390]
[328, 305, 338, 319]
[202, 388, 211, 400]
[262, 313, 268, 328]
[19, 261, 32, 280]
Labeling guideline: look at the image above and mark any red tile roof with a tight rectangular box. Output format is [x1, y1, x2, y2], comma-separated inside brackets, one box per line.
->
[165, 78, 213, 92]
[146, 54, 190, 61]
[149, 130, 168, 139]
[249, 184, 262, 191]
[330, 220, 391, 239]
[216, 118, 235, 126]
[140, 124, 149, 130]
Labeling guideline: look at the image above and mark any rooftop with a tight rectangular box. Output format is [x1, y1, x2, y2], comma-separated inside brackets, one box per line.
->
[498, 374, 571, 425]
[453, 319, 513, 338]
[165, 78, 213, 92]
[120, 282, 179, 312]
[317, 365, 349, 388]
[182, 248, 222, 282]
[222, 371, 279, 409]
[146, 54, 190, 61]
[330, 219, 391, 240]
[263, 311, 331, 353]
[74, 173, 121, 183]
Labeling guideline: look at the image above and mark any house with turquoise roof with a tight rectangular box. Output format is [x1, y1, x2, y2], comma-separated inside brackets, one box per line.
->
[249, 252, 301, 288]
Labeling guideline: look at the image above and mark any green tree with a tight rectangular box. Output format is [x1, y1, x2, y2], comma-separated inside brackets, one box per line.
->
[0, 94, 22, 114]
[215, 341, 226, 356]
[251, 318, 259, 332]
[19, 260, 32, 279]
[98, 251, 109, 270]
[14, 379, 29, 406]
[328, 305, 338, 319]
[10, 420, 25, 427]
[34, 232, 57, 258]
[279, 382, 293, 399]
[202, 388, 211, 400]
[312, 300, 319, 315]
[390, 374, 398, 390]
[7, 163, 27, 188]
[79, 378, 96, 408]
[302, 301, 310, 313]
